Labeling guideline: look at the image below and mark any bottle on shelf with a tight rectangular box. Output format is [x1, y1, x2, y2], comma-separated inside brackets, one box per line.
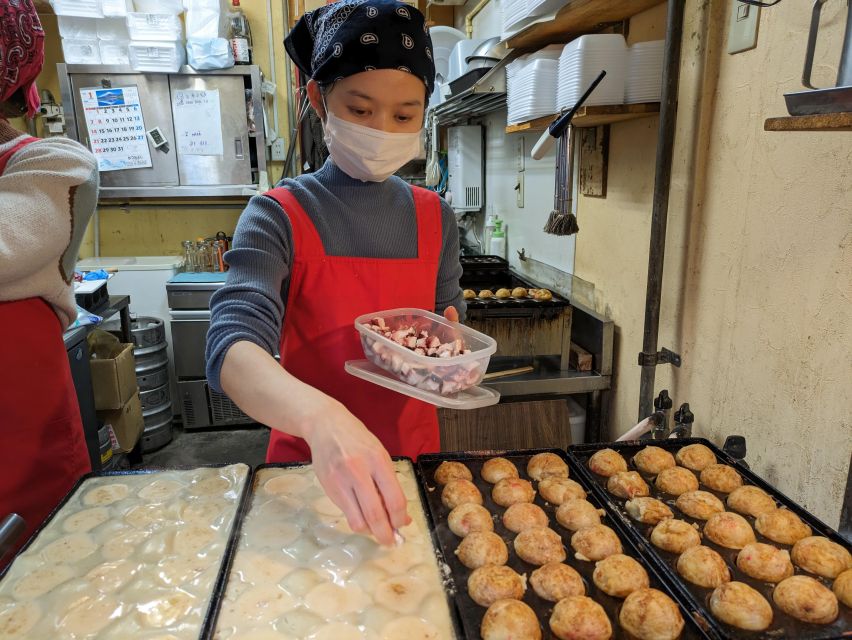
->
[484, 207, 498, 255]
[228, 0, 253, 65]
[489, 219, 506, 259]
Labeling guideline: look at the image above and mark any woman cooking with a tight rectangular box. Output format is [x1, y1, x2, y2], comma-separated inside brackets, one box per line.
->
[207, 0, 464, 546]
[0, 0, 98, 563]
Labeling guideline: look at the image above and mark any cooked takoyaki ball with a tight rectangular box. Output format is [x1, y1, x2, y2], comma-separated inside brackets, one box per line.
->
[448, 503, 494, 537]
[442, 478, 482, 510]
[434, 461, 472, 485]
[677, 546, 731, 589]
[726, 485, 776, 517]
[481, 599, 541, 640]
[704, 512, 756, 550]
[502, 502, 548, 534]
[549, 596, 611, 640]
[650, 519, 701, 554]
[676, 443, 716, 471]
[607, 471, 650, 500]
[655, 467, 699, 497]
[514, 527, 566, 566]
[481, 457, 519, 484]
[478, 289, 494, 299]
[593, 554, 649, 598]
[467, 565, 526, 607]
[555, 499, 603, 532]
[675, 490, 725, 521]
[832, 568, 852, 608]
[463, 289, 477, 300]
[571, 524, 622, 562]
[527, 452, 569, 481]
[626, 497, 674, 525]
[456, 531, 508, 569]
[534, 288, 553, 301]
[773, 575, 839, 624]
[700, 464, 743, 494]
[755, 508, 812, 546]
[511, 287, 528, 298]
[633, 446, 676, 475]
[539, 477, 586, 505]
[619, 588, 685, 640]
[588, 448, 627, 477]
[529, 562, 585, 602]
[736, 542, 794, 583]
[791, 536, 852, 579]
[494, 288, 511, 299]
[710, 582, 773, 631]
[492, 478, 535, 508]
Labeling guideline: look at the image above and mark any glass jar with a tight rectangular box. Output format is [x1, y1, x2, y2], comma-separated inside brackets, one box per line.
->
[181, 240, 196, 272]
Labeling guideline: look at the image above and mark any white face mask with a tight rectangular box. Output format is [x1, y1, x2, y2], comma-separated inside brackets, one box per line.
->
[322, 108, 423, 182]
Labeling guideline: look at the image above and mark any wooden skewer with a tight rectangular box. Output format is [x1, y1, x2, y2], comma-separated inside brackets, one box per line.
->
[483, 366, 535, 381]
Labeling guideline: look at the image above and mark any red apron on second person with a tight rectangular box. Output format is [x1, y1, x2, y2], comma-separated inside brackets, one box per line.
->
[264, 185, 443, 463]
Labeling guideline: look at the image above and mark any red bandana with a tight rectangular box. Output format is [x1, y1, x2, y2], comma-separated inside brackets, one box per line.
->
[0, 0, 44, 117]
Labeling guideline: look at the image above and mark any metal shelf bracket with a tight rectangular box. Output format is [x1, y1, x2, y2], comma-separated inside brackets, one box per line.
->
[637, 347, 681, 368]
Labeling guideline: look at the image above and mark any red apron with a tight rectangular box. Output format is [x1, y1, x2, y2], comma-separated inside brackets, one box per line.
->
[0, 136, 91, 566]
[265, 185, 442, 462]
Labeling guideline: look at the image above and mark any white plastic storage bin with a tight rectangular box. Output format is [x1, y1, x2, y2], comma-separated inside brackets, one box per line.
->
[626, 40, 664, 104]
[567, 397, 587, 444]
[97, 17, 130, 40]
[126, 13, 184, 41]
[128, 40, 186, 72]
[558, 34, 627, 109]
[133, 0, 185, 13]
[99, 40, 131, 65]
[355, 308, 497, 397]
[101, 0, 133, 16]
[61, 38, 102, 64]
[57, 16, 98, 39]
[51, 0, 103, 18]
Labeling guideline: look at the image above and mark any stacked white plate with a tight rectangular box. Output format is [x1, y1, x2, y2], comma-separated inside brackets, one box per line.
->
[506, 46, 563, 125]
[503, 0, 569, 39]
[626, 40, 664, 103]
[557, 34, 627, 110]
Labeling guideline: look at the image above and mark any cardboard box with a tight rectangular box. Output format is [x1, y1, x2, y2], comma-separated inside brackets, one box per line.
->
[97, 391, 143, 453]
[90, 342, 137, 410]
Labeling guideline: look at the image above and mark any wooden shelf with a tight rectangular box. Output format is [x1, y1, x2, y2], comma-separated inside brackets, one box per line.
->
[764, 112, 852, 131]
[505, 103, 660, 133]
[506, 0, 663, 50]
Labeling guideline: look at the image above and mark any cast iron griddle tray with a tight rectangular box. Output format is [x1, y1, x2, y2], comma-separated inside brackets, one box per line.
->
[569, 438, 852, 640]
[416, 448, 716, 639]
[0, 464, 253, 640]
[209, 459, 465, 640]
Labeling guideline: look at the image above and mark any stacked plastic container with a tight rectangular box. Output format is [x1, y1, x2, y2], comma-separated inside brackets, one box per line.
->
[502, 0, 569, 40]
[626, 40, 665, 103]
[127, 0, 185, 73]
[55, 0, 132, 65]
[557, 34, 627, 110]
[506, 45, 561, 125]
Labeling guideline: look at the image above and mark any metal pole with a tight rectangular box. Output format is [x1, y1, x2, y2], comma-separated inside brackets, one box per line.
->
[638, 0, 686, 421]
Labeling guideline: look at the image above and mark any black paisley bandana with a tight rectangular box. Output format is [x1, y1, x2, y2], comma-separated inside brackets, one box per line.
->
[285, 0, 436, 97]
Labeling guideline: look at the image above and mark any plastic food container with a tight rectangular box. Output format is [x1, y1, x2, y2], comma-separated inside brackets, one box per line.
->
[128, 40, 186, 73]
[354, 308, 497, 397]
[57, 15, 98, 39]
[99, 40, 130, 65]
[61, 38, 102, 64]
[51, 0, 103, 18]
[126, 12, 184, 41]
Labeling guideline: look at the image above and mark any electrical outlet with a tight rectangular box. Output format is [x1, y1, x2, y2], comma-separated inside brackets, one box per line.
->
[727, 1, 760, 54]
[271, 138, 286, 162]
[517, 137, 525, 172]
[516, 172, 524, 208]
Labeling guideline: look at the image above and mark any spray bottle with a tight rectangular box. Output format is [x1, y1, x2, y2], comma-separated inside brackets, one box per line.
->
[489, 219, 506, 259]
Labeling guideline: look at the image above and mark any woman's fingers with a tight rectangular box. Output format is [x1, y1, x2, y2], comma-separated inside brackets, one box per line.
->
[443, 305, 459, 323]
[352, 467, 396, 546]
[372, 458, 411, 530]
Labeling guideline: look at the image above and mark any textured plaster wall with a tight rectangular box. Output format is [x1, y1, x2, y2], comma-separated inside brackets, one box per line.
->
[575, 0, 851, 525]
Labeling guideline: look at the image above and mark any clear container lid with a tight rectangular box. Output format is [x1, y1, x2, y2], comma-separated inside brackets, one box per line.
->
[345, 360, 500, 410]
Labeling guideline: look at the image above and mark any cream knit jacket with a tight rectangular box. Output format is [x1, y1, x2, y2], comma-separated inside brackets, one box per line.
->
[0, 119, 99, 328]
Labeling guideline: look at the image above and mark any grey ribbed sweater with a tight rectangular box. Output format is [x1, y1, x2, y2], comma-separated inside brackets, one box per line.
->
[206, 160, 465, 393]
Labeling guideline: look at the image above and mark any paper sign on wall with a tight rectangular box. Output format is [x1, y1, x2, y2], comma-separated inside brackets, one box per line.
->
[80, 86, 153, 172]
[172, 89, 224, 156]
